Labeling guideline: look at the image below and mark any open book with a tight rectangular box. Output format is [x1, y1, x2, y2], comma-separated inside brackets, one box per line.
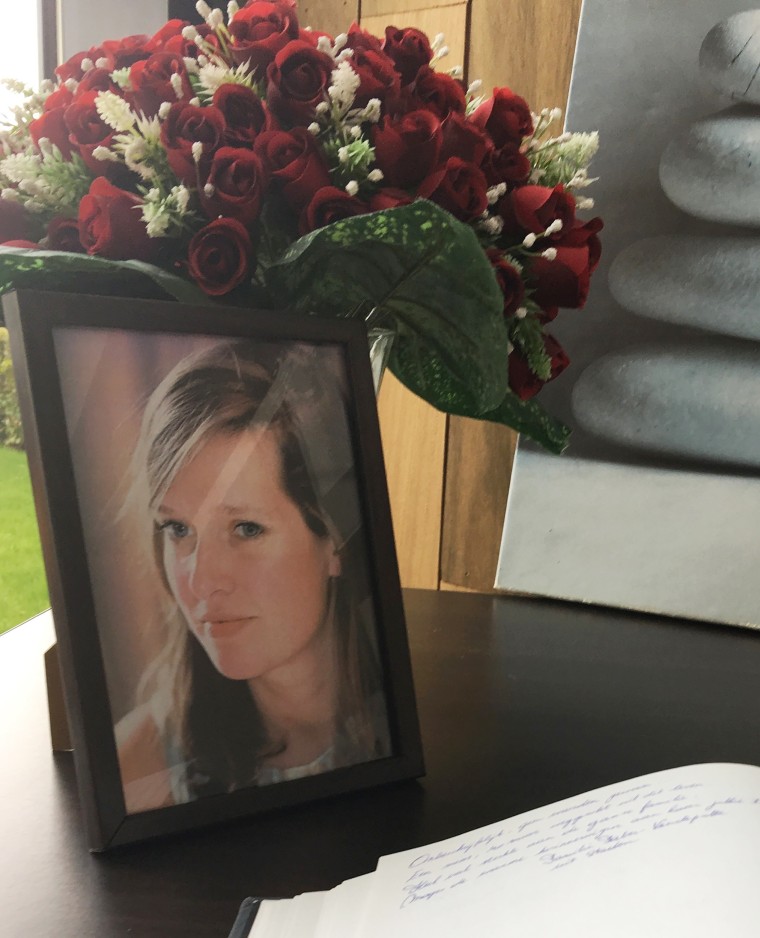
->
[228, 763, 760, 937]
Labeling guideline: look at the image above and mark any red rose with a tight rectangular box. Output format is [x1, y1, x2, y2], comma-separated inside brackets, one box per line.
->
[0, 200, 33, 243]
[228, 0, 300, 73]
[30, 108, 73, 158]
[440, 112, 489, 165]
[417, 157, 488, 222]
[383, 26, 432, 84]
[558, 216, 603, 271]
[350, 48, 401, 108]
[202, 147, 269, 226]
[470, 87, 533, 147]
[487, 248, 525, 318]
[64, 90, 114, 173]
[78, 177, 156, 261]
[529, 239, 600, 314]
[508, 333, 569, 400]
[43, 85, 74, 112]
[187, 217, 254, 296]
[161, 102, 226, 184]
[130, 52, 193, 116]
[413, 66, 467, 118]
[266, 40, 333, 125]
[0, 239, 38, 248]
[372, 109, 442, 189]
[55, 47, 107, 83]
[368, 188, 414, 211]
[345, 22, 383, 55]
[499, 184, 576, 243]
[299, 186, 368, 234]
[77, 67, 122, 95]
[146, 19, 190, 53]
[255, 128, 331, 210]
[480, 142, 530, 188]
[46, 216, 85, 252]
[100, 34, 151, 70]
[412, 66, 466, 119]
[214, 84, 274, 148]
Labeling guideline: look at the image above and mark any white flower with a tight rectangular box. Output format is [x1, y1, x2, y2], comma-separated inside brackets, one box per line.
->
[345, 180, 359, 196]
[196, 1, 212, 19]
[541, 247, 557, 260]
[228, 1, 240, 20]
[81, 57, 94, 72]
[95, 91, 136, 132]
[368, 169, 384, 183]
[204, 183, 215, 197]
[338, 146, 349, 163]
[515, 307, 528, 320]
[522, 232, 537, 248]
[93, 145, 119, 162]
[307, 122, 320, 135]
[192, 142, 203, 162]
[544, 219, 563, 236]
[328, 60, 360, 113]
[170, 73, 185, 100]
[158, 101, 173, 119]
[575, 196, 595, 210]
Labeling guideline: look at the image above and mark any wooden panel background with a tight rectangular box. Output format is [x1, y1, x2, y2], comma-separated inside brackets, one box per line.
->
[307, 0, 583, 591]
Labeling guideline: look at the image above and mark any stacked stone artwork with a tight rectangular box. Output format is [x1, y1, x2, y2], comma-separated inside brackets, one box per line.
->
[571, 10, 760, 469]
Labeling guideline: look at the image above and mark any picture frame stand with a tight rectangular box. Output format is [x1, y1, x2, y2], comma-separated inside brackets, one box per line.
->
[44, 642, 72, 752]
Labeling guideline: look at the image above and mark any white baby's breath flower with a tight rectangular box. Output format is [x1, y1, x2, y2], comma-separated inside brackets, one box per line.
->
[545, 219, 563, 236]
[170, 73, 185, 100]
[333, 33, 348, 55]
[368, 168, 383, 183]
[183, 57, 200, 74]
[431, 33, 445, 52]
[208, 8, 224, 29]
[317, 36, 333, 56]
[448, 65, 463, 79]
[81, 57, 94, 72]
[95, 58, 109, 70]
[228, 1, 240, 20]
[196, 1, 212, 19]
[189, 97, 201, 107]
[338, 146, 349, 163]
[315, 101, 329, 115]
[307, 122, 320, 135]
[95, 91, 136, 132]
[64, 78, 78, 92]
[575, 196, 595, 210]
[204, 183, 215, 197]
[467, 79, 482, 96]
[197, 59, 253, 97]
[182, 25, 200, 42]
[486, 183, 507, 205]
[522, 232, 537, 248]
[345, 180, 359, 196]
[1, 188, 21, 202]
[480, 215, 504, 236]
[542, 247, 557, 260]
[192, 142, 203, 162]
[515, 307, 528, 320]
[328, 60, 360, 113]
[93, 145, 119, 162]
[123, 138, 152, 177]
[158, 101, 173, 119]
[174, 185, 190, 213]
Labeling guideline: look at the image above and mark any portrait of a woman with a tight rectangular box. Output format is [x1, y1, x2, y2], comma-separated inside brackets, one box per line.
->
[114, 340, 392, 813]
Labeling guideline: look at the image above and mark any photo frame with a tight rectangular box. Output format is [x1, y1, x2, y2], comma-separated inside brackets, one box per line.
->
[3, 288, 423, 851]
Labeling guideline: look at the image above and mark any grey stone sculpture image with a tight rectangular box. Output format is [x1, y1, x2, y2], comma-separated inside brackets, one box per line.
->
[498, 1, 760, 628]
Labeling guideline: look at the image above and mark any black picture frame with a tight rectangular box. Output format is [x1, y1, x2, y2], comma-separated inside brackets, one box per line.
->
[3, 288, 423, 851]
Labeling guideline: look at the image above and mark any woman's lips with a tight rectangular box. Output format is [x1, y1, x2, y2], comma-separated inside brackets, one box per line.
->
[201, 617, 255, 639]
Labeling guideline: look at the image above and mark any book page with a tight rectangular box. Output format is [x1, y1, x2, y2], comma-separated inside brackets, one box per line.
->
[356, 763, 760, 937]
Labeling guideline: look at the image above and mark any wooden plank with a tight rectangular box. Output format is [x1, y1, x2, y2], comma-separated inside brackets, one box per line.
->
[299, 0, 360, 37]
[440, 0, 583, 592]
[377, 373, 446, 589]
[361, 2, 468, 65]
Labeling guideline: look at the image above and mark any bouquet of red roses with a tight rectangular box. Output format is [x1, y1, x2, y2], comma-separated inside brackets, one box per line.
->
[0, 1, 601, 451]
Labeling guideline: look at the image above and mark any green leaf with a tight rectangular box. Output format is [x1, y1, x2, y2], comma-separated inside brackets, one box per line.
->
[477, 391, 570, 455]
[0, 247, 213, 323]
[262, 200, 509, 415]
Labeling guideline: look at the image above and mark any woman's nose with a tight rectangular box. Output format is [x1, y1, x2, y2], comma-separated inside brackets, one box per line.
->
[187, 538, 235, 599]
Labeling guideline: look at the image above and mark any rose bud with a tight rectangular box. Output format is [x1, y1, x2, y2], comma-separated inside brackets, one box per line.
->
[499, 184, 577, 243]
[201, 147, 269, 226]
[187, 217, 254, 296]
[486, 248, 525, 318]
[368, 188, 414, 211]
[47, 216, 85, 253]
[480, 141, 531, 188]
[372, 109, 442, 189]
[299, 186, 369, 234]
[440, 112, 489, 165]
[383, 26, 433, 85]
[345, 22, 383, 55]
[100, 34, 151, 70]
[78, 177, 157, 261]
[30, 108, 73, 159]
[254, 128, 332, 211]
[413, 66, 466, 119]
[470, 87, 533, 148]
[350, 47, 401, 108]
[146, 19, 190, 53]
[416, 157, 488, 222]
[64, 90, 115, 174]
[508, 333, 569, 401]
[266, 40, 334, 126]
[161, 101, 226, 184]
[228, 0, 300, 74]
[529, 242, 597, 312]
[214, 84, 274, 148]
[129, 52, 193, 117]
[55, 47, 107, 83]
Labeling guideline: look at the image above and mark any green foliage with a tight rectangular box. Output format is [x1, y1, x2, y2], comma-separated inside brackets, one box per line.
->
[0, 445, 48, 633]
[0, 328, 22, 448]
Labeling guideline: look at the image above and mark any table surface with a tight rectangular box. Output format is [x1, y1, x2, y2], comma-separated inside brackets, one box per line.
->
[2, 589, 760, 938]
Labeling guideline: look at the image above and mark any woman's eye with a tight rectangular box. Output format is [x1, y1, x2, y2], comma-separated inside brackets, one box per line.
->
[235, 521, 264, 539]
[158, 520, 190, 541]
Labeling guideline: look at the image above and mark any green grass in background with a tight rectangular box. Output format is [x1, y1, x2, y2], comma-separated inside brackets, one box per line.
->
[0, 445, 48, 634]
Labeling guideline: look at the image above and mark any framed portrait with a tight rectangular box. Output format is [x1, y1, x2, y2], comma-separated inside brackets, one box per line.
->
[3, 288, 423, 851]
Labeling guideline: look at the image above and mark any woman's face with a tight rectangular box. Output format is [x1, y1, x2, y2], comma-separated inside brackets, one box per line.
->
[155, 428, 341, 682]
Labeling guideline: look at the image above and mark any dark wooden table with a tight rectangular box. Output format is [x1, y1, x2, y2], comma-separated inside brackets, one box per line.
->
[2, 589, 760, 937]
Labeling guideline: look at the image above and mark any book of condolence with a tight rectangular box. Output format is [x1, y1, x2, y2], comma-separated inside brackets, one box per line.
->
[230, 762, 760, 937]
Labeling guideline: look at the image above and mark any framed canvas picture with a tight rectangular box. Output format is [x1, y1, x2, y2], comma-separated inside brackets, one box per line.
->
[3, 288, 423, 850]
